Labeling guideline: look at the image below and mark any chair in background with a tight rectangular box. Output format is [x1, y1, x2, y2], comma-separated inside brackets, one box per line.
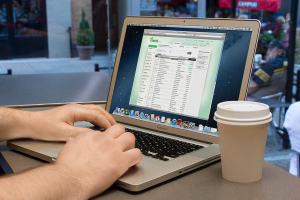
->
[287, 70, 300, 177]
[260, 91, 290, 149]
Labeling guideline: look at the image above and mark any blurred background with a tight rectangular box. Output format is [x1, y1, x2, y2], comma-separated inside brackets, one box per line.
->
[0, 0, 298, 75]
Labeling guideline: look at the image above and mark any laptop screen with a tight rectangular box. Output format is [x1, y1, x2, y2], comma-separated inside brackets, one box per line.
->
[109, 22, 253, 138]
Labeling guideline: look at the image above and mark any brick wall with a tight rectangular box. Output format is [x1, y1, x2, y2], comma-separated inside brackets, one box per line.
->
[71, 1, 93, 45]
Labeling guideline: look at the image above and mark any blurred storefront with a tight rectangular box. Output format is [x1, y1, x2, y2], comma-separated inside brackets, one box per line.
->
[116, 0, 294, 51]
[0, 0, 48, 59]
[0, 0, 299, 77]
[120, 0, 299, 64]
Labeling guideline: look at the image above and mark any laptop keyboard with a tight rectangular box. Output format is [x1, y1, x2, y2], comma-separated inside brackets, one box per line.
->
[125, 128, 204, 161]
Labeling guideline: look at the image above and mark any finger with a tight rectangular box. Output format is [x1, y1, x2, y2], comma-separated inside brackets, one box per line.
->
[70, 126, 99, 135]
[103, 124, 125, 138]
[71, 106, 112, 129]
[95, 106, 117, 125]
[52, 126, 92, 142]
[124, 148, 143, 167]
[92, 114, 112, 130]
[80, 104, 117, 125]
[116, 132, 135, 151]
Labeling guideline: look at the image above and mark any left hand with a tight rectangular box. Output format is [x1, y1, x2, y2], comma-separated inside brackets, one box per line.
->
[27, 103, 117, 141]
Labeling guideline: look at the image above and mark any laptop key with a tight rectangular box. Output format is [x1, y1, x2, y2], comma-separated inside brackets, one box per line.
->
[125, 128, 203, 161]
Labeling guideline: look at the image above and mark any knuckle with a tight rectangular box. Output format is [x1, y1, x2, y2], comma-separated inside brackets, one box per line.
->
[137, 150, 143, 162]
[95, 113, 105, 121]
[126, 132, 136, 142]
[133, 147, 142, 156]
[128, 149, 143, 166]
[95, 114, 110, 126]
[136, 148, 143, 158]
[95, 105, 104, 110]
[114, 124, 125, 132]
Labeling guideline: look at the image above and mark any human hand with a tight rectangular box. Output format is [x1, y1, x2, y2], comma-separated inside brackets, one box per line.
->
[55, 124, 143, 198]
[259, 60, 267, 65]
[28, 103, 117, 141]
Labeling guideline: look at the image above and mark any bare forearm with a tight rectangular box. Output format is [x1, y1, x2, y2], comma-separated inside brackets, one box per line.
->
[248, 80, 260, 95]
[0, 164, 86, 199]
[0, 107, 34, 141]
[0, 104, 118, 142]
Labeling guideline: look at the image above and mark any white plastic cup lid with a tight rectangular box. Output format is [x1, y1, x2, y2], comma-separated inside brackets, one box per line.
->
[214, 101, 272, 125]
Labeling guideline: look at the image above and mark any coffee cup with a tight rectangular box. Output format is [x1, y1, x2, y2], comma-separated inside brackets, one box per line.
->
[255, 54, 262, 63]
[214, 101, 272, 183]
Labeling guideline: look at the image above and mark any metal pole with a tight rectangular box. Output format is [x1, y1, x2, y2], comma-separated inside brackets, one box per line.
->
[230, 0, 236, 18]
[286, 0, 299, 102]
[106, 0, 111, 76]
[6, 0, 14, 59]
[209, 0, 214, 18]
[197, 0, 206, 18]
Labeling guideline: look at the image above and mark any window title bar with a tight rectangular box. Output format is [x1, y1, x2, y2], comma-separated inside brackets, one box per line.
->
[128, 23, 252, 31]
[144, 30, 226, 40]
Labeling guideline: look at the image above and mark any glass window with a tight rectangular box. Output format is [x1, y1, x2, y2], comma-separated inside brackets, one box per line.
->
[0, 0, 295, 78]
[0, 0, 48, 59]
[295, 2, 300, 67]
[216, 0, 291, 53]
[0, 0, 114, 76]
[140, 0, 198, 17]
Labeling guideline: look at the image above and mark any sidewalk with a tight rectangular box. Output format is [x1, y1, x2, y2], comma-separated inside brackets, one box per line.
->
[0, 54, 115, 76]
[264, 128, 291, 172]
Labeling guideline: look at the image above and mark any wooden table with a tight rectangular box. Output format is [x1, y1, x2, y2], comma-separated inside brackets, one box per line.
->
[1, 146, 300, 200]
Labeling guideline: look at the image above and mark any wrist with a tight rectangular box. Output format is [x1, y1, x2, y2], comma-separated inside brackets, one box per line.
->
[52, 163, 89, 199]
[0, 108, 34, 140]
[15, 109, 40, 140]
[0, 163, 89, 199]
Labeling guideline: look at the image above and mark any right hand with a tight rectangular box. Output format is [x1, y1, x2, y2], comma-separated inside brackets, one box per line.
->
[55, 124, 143, 198]
[259, 60, 267, 65]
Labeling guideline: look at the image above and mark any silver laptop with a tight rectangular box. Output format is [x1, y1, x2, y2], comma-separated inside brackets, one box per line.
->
[8, 17, 260, 192]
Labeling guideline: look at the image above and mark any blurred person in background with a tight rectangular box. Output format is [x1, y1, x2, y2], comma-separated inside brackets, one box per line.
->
[156, 5, 163, 16]
[238, 14, 249, 20]
[284, 102, 300, 177]
[178, 6, 191, 17]
[164, 5, 175, 17]
[214, 10, 223, 18]
[247, 40, 288, 100]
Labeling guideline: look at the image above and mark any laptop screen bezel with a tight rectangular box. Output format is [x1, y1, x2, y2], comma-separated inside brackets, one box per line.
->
[105, 17, 261, 144]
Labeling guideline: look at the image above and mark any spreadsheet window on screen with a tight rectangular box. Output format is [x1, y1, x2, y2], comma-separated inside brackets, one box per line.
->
[129, 29, 225, 120]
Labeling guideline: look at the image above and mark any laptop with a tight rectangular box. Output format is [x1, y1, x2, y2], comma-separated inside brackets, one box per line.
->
[8, 17, 260, 192]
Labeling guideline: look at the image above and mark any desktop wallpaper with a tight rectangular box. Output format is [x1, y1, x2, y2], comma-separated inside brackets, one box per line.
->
[109, 25, 252, 129]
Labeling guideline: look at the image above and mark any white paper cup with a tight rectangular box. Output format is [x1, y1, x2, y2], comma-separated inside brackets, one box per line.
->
[214, 101, 272, 183]
[255, 54, 262, 63]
